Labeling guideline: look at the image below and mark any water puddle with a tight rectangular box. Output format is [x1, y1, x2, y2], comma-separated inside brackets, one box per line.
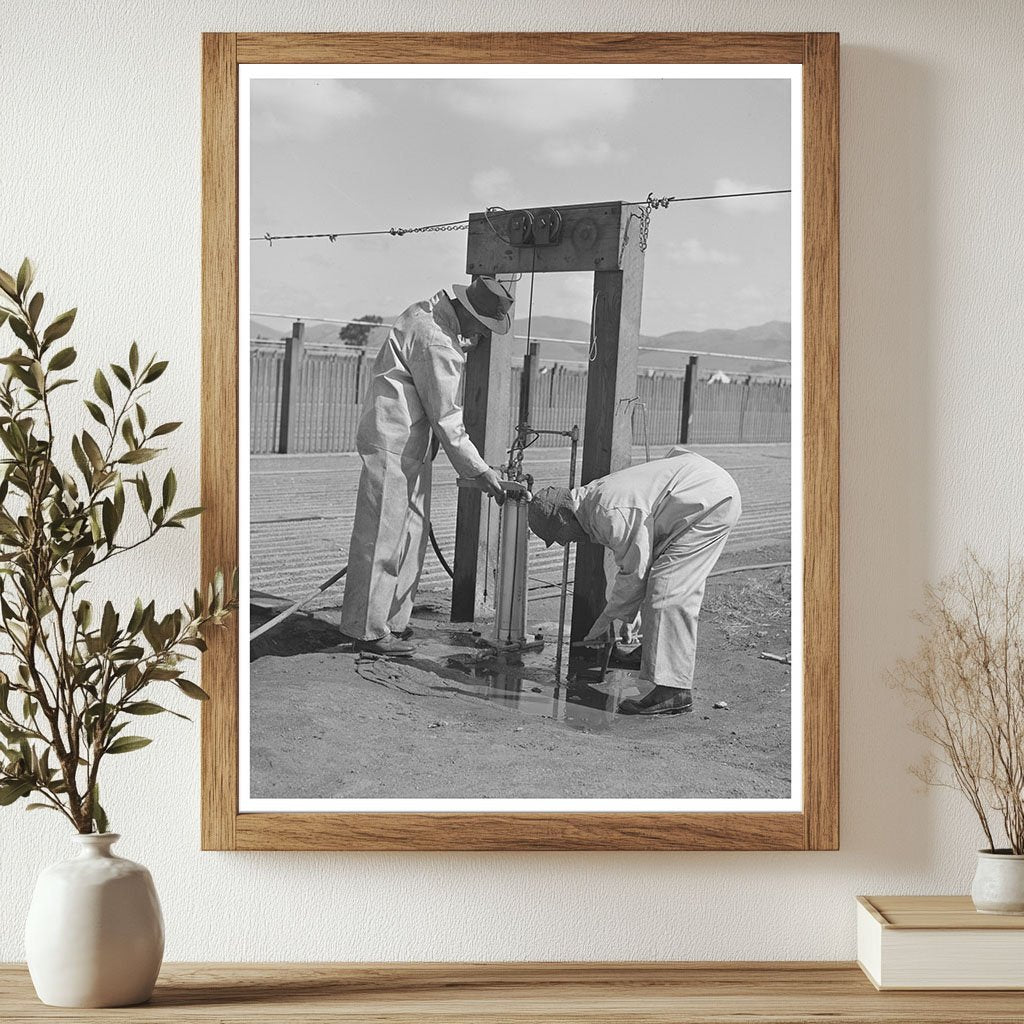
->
[443, 650, 645, 734]
[358, 620, 651, 734]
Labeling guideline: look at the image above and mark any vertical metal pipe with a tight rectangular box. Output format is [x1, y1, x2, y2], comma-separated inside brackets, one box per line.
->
[554, 427, 579, 682]
[518, 342, 539, 428]
[493, 493, 529, 645]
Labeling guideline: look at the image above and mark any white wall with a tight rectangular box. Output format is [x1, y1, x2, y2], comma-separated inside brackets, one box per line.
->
[2, 0, 1022, 961]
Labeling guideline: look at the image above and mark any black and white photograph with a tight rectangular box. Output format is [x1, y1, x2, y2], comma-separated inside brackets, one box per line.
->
[240, 65, 802, 810]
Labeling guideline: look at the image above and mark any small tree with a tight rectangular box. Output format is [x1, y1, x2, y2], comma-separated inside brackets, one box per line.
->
[895, 551, 1024, 853]
[339, 314, 382, 347]
[0, 259, 235, 833]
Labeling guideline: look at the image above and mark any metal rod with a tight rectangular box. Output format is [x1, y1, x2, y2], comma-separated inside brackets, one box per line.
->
[554, 425, 580, 683]
[526, 427, 577, 438]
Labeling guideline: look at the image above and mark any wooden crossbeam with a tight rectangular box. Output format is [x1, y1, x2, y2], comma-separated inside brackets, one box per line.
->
[466, 202, 625, 276]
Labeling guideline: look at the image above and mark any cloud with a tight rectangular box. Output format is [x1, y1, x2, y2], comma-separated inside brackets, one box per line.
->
[667, 238, 740, 266]
[539, 136, 626, 167]
[712, 177, 789, 214]
[470, 167, 514, 203]
[251, 80, 373, 143]
[443, 80, 635, 132]
[732, 282, 790, 322]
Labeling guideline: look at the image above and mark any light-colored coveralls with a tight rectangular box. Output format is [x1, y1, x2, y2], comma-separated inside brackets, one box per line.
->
[572, 451, 741, 690]
[340, 291, 489, 641]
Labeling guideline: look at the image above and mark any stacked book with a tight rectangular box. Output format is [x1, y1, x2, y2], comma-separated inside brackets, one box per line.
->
[857, 895, 1024, 989]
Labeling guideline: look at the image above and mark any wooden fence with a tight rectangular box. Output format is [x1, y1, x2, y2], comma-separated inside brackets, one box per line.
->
[250, 335, 790, 454]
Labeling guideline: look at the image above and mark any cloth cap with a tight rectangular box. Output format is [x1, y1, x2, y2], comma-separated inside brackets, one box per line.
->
[451, 275, 515, 336]
[528, 486, 581, 547]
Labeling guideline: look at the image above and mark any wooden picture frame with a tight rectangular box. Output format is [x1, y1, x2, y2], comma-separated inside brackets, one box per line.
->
[201, 32, 839, 851]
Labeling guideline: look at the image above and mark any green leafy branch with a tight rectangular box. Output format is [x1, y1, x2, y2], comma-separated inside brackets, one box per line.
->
[0, 259, 236, 832]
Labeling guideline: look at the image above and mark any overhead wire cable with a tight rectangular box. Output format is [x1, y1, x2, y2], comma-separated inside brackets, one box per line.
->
[628, 188, 791, 208]
[251, 189, 792, 245]
[253, 219, 468, 245]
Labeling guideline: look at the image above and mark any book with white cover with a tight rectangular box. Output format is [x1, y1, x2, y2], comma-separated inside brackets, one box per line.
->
[857, 895, 1024, 990]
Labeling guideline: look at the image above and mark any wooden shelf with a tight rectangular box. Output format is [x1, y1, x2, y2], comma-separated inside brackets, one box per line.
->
[4, 962, 1024, 1022]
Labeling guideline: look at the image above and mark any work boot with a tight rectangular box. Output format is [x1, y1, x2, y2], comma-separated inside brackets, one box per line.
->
[353, 634, 414, 657]
[617, 686, 692, 716]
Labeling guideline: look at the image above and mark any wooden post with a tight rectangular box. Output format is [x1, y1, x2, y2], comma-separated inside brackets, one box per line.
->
[738, 376, 750, 442]
[451, 324, 513, 622]
[277, 320, 305, 454]
[570, 206, 644, 647]
[354, 348, 364, 398]
[679, 355, 699, 444]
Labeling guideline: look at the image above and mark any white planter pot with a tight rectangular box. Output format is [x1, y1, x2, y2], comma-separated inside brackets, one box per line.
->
[971, 849, 1024, 915]
[25, 833, 164, 1007]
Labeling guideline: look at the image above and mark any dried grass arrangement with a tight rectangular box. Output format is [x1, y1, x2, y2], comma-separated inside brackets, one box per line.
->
[895, 552, 1024, 854]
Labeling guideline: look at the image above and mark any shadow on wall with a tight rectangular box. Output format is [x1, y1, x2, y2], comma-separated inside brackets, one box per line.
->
[838, 47, 938, 871]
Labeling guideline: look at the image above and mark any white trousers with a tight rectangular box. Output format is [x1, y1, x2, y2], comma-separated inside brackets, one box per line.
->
[340, 446, 432, 641]
[640, 494, 740, 690]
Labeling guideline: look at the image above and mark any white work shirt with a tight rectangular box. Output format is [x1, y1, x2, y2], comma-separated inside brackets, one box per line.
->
[355, 291, 489, 479]
[570, 452, 740, 636]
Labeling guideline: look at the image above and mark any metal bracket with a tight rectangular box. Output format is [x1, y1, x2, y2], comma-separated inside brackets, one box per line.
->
[505, 208, 563, 247]
[532, 208, 563, 246]
[507, 210, 534, 246]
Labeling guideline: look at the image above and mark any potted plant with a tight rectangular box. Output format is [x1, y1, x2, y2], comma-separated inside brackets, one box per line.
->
[895, 552, 1024, 914]
[0, 260, 235, 1006]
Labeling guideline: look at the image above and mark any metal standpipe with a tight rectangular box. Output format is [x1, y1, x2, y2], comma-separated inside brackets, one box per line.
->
[492, 490, 531, 648]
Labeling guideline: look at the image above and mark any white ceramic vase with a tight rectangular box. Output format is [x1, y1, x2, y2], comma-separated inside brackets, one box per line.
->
[25, 833, 164, 1007]
[971, 849, 1024, 915]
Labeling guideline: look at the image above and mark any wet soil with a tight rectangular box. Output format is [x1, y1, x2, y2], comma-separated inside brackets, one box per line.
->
[248, 543, 793, 801]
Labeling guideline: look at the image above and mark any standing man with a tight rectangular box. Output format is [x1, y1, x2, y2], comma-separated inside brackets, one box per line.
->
[340, 276, 515, 655]
[528, 448, 741, 715]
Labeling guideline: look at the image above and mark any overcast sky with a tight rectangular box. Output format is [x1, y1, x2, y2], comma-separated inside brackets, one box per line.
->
[248, 75, 792, 336]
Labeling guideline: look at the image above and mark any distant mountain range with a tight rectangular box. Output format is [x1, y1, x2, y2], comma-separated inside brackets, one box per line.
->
[250, 315, 792, 378]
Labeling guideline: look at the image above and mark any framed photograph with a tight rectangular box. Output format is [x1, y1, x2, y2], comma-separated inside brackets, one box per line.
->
[201, 32, 838, 850]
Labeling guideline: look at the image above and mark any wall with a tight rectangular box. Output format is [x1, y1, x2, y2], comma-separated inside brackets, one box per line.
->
[2, 0, 1022, 961]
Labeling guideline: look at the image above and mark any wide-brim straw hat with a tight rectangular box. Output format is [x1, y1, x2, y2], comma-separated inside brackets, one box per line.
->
[452, 275, 515, 336]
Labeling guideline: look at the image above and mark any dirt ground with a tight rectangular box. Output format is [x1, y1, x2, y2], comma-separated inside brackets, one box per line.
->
[248, 540, 792, 801]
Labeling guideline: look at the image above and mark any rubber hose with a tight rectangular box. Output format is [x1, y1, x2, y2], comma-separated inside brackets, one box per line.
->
[428, 521, 455, 579]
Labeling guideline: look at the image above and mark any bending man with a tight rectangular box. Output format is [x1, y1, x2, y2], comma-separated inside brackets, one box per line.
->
[528, 448, 741, 715]
[341, 276, 514, 656]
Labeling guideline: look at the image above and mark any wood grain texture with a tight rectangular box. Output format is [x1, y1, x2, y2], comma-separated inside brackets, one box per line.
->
[4, 962, 1024, 1023]
[200, 32, 238, 852]
[862, 896, 1024, 930]
[235, 32, 807, 65]
[800, 32, 841, 852]
[201, 32, 840, 851]
[234, 810, 805, 852]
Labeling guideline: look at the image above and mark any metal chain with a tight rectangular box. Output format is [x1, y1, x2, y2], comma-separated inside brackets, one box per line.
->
[389, 220, 467, 237]
[619, 192, 671, 262]
[638, 193, 672, 254]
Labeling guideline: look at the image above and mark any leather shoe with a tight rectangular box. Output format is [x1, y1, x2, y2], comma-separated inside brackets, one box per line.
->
[394, 626, 414, 641]
[618, 687, 692, 716]
[354, 634, 414, 657]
